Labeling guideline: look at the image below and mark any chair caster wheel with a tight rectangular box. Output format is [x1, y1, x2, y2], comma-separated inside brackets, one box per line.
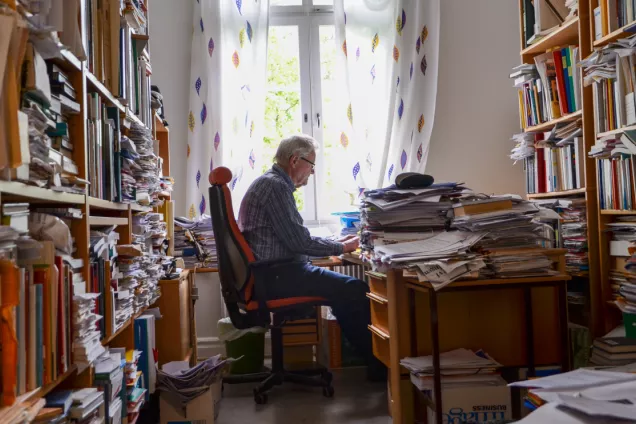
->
[254, 389, 268, 405]
[323, 386, 334, 398]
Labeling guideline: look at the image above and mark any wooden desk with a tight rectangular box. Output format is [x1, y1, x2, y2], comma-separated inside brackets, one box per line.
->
[368, 249, 571, 424]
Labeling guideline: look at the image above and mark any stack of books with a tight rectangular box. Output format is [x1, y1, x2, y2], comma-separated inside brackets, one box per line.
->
[401, 348, 506, 393]
[589, 132, 636, 211]
[581, 35, 636, 133]
[510, 45, 582, 130]
[87, 94, 120, 201]
[93, 348, 125, 424]
[590, 336, 636, 366]
[72, 290, 104, 371]
[128, 123, 161, 207]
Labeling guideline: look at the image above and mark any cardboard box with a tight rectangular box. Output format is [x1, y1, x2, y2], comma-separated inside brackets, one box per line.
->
[426, 378, 511, 424]
[160, 380, 221, 424]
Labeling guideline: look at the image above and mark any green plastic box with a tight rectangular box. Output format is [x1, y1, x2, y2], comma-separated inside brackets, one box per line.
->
[624, 313, 636, 339]
[225, 332, 266, 375]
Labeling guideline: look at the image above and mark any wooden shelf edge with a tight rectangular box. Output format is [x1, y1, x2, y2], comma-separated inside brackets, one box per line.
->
[131, 204, 152, 212]
[524, 110, 582, 133]
[521, 18, 579, 57]
[0, 181, 86, 204]
[102, 306, 150, 346]
[89, 216, 129, 226]
[597, 124, 636, 138]
[189, 267, 218, 273]
[600, 209, 636, 215]
[60, 50, 83, 71]
[527, 188, 587, 199]
[86, 72, 125, 113]
[593, 22, 636, 48]
[88, 197, 129, 211]
[37, 364, 78, 398]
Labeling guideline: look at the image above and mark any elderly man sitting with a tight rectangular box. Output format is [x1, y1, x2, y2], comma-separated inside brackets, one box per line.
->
[238, 134, 385, 381]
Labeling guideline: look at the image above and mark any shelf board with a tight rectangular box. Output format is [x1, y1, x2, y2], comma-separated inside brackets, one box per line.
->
[593, 22, 636, 48]
[597, 124, 636, 138]
[154, 113, 167, 132]
[0, 181, 86, 204]
[527, 188, 587, 199]
[131, 204, 152, 212]
[89, 216, 129, 226]
[37, 364, 78, 398]
[88, 197, 129, 211]
[601, 209, 636, 215]
[524, 110, 582, 133]
[58, 50, 83, 72]
[86, 72, 125, 112]
[102, 306, 150, 346]
[189, 267, 218, 273]
[521, 18, 579, 58]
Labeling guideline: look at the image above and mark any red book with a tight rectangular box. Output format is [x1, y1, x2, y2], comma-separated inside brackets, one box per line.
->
[552, 50, 569, 116]
[535, 133, 547, 193]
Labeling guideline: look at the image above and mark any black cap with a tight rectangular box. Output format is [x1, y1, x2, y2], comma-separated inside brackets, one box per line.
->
[395, 172, 434, 189]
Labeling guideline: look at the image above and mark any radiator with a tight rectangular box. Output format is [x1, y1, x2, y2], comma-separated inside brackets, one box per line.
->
[333, 264, 367, 282]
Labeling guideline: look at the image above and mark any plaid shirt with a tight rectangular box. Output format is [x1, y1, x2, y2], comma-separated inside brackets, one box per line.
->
[238, 164, 344, 261]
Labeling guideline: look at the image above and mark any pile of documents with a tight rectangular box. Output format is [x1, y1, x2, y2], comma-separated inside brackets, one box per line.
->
[360, 185, 561, 289]
[128, 123, 162, 207]
[533, 198, 589, 275]
[510, 368, 636, 423]
[510, 132, 536, 162]
[157, 355, 230, 407]
[174, 215, 218, 269]
[401, 348, 503, 392]
[120, 135, 141, 203]
[117, 243, 163, 314]
[72, 291, 105, 371]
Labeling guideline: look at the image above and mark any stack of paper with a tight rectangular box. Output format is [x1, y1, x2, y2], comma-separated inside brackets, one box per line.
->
[401, 348, 502, 392]
[157, 355, 230, 407]
[510, 368, 636, 422]
[128, 123, 162, 207]
[68, 388, 105, 423]
[120, 136, 141, 203]
[174, 215, 218, 269]
[510, 132, 536, 162]
[72, 291, 105, 371]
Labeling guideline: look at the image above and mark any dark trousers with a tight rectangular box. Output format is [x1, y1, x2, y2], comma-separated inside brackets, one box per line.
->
[258, 261, 373, 363]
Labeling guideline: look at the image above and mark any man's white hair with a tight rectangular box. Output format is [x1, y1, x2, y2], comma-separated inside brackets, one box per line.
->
[274, 134, 319, 165]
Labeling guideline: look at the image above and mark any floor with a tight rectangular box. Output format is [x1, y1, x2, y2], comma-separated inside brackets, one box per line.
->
[216, 367, 391, 424]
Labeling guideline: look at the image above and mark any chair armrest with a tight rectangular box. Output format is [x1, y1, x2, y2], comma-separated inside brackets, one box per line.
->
[249, 257, 295, 269]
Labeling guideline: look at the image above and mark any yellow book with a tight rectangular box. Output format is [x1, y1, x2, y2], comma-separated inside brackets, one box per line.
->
[518, 90, 526, 130]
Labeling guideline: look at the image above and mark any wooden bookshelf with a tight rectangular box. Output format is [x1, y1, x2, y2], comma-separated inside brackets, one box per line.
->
[588, 0, 636, 333]
[521, 18, 580, 60]
[524, 110, 583, 133]
[0, 0, 177, 409]
[526, 188, 588, 199]
[516, 2, 604, 339]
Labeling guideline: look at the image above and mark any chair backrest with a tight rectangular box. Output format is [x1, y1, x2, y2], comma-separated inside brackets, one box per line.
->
[208, 167, 259, 329]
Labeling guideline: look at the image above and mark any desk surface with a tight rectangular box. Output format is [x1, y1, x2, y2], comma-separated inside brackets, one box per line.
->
[404, 274, 571, 290]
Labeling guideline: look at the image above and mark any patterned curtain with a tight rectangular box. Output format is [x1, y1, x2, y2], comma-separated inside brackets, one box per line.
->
[333, 0, 440, 192]
[186, 0, 269, 219]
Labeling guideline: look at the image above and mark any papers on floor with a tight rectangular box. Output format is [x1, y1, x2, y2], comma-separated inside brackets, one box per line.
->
[510, 368, 636, 423]
[157, 355, 230, 407]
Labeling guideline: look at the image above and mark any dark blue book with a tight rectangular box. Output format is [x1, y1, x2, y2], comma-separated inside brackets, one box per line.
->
[46, 390, 73, 414]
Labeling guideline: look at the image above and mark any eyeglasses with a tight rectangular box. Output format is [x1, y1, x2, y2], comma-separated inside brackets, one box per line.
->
[300, 157, 315, 170]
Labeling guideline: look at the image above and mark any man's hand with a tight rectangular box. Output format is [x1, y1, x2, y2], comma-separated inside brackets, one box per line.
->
[342, 236, 360, 253]
[336, 234, 357, 243]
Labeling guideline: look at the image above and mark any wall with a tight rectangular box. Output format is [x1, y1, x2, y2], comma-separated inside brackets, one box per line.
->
[426, 0, 525, 195]
[149, 0, 192, 217]
[150, 0, 524, 359]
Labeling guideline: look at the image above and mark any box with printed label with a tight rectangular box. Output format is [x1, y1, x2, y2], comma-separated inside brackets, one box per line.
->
[426, 378, 511, 424]
[160, 380, 222, 424]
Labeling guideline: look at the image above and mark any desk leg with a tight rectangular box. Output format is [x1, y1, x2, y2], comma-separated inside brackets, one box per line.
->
[387, 270, 413, 424]
[523, 287, 535, 378]
[429, 289, 443, 424]
[557, 281, 571, 371]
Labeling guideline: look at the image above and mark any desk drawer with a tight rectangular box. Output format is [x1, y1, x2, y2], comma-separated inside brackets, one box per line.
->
[367, 292, 389, 334]
[368, 274, 387, 298]
[369, 325, 390, 368]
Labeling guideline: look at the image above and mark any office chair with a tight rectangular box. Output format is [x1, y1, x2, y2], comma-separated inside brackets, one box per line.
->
[208, 167, 334, 404]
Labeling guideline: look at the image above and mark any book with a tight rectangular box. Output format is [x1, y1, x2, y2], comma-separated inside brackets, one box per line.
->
[45, 390, 73, 415]
[593, 337, 636, 353]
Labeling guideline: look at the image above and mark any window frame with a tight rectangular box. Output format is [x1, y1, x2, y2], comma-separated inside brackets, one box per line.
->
[268, 3, 337, 225]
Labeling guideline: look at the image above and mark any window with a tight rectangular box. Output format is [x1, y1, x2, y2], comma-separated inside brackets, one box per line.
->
[263, 0, 352, 222]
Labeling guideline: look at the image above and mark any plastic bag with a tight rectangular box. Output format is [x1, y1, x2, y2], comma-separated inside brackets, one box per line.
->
[28, 212, 73, 254]
[217, 317, 267, 342]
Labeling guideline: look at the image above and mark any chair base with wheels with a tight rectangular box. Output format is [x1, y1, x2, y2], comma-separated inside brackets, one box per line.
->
[223, 311, 334, 404]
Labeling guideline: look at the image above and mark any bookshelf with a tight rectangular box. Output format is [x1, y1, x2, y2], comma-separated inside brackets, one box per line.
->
[515, 0, 604, 339]
[0, 0, 176, 416]
[587, 0, 636, 333]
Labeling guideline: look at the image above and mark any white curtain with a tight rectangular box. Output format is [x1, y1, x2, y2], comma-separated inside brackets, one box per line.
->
[333, 0, 440, 192]
[185, 0, 269, 219]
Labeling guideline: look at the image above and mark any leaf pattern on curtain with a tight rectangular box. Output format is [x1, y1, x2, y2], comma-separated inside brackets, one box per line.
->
[185, 0, 269, 219]
[333, 0, 440, 191]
